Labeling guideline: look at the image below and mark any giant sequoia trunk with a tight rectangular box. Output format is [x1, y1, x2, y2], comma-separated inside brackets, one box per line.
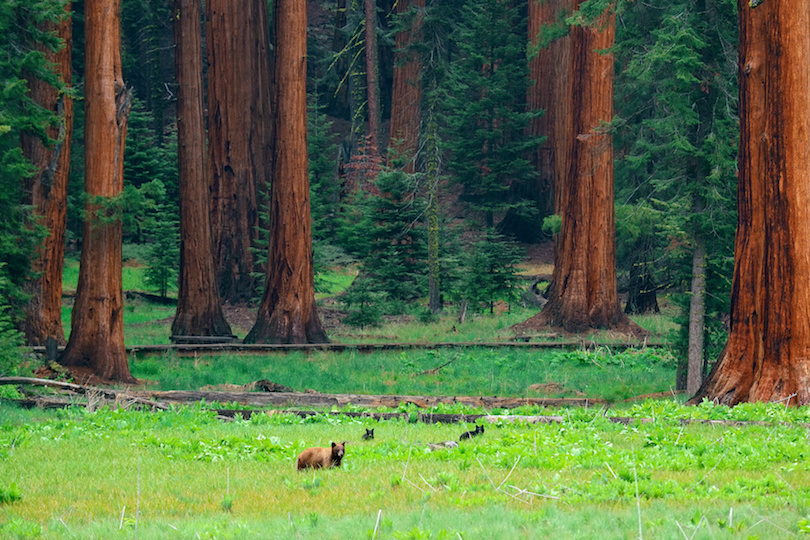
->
[205, 0, 273, 304]
[170, 0, 232, 338]
[500, 0, 572, 241]
[387, 0, 424, 173]
[516, 4, 638, 335]
[526, 0, 573, 223]
[690, 1, 810, 406]
[245, 0, 328, 344]
[60, 0, 135, 383]
[21, 3, 73, 346]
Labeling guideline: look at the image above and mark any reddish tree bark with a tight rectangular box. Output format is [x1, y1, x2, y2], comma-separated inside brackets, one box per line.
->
[60, 0, 135, 383]
[170, 0, 232, 338]
[206, 0, 273, 304]
[387, 0, 424, 173]
[516, 4, 638, 335]
[690, 1, 810, 406]
[527, 0, 573, 219]
[20, 3, 73, 346]
[245, 0, 328, 344]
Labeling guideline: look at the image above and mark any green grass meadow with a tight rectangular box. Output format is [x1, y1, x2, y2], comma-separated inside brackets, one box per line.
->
[10, 258, 795, 538]
[3, 402, 810, 538]
[131, 347, 676, 401]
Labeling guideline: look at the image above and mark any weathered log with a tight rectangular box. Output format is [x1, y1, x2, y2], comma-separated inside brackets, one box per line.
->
[125, 389, 604, 410]
[0, 377, 168, 410]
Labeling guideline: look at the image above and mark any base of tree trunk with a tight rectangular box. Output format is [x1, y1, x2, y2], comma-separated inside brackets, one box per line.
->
[60, 365, 139, 387]
[244, 305, 329, 345]
[624, 290, 660, 315]
[512, 308, 648, 339]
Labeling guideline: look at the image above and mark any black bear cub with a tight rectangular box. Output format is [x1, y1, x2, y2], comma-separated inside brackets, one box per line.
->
[362, 428, 374, 440]
[296, 442, 346, 470]
[459, 424, 484, 441]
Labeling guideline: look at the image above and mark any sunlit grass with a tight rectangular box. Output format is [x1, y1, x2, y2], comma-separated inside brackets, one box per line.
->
[2, 403, 809, 538]
[62, 257, 161, 295]
[130, 347, 676, 400]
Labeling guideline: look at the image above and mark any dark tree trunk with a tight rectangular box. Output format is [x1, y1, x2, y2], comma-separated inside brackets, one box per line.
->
[245, 0, 328, 344]
[387, 0, 424, 173]
[516, 4, 640, 336]
[330, 0, 350, 118]
[364, 0, 381, 152]
[425, 115, 441, 314]
[528, 0, 574, 222]
[21, 3, 73, 346]
[60, 0, 135, 383]
[170, 0, 232, 338]
[624, 262, 660, 315]
[205, 0, 273, 304]
[687, 240, 707, 396]
[690, 0, 810, 406]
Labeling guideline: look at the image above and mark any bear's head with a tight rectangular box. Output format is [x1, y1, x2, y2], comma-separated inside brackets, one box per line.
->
[331, 441, 346, 464]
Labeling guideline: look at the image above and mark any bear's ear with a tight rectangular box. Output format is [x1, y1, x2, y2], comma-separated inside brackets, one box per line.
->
[331, 442, 336, 448]
[343, 441, 348, 445]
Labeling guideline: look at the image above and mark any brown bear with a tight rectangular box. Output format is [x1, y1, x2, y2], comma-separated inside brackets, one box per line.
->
[296, 441, 346, 470]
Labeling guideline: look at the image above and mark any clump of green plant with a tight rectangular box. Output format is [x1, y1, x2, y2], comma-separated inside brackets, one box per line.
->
[454, 229, 524, 314]
[0, 271, 27, 376]
[0, 482, 22, 504]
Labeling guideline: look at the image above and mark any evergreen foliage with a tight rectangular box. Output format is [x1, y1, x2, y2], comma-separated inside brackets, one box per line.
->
[308, 95, 341, 243]
[0, 267, 27, 376]
[122, 96, 178, 242]
[613, 0, 738, 362]
[361, 168, 427, 305]
[0, 0, 67, 321]
[457, 229, 523, 314]
[121, 0, 174, 143]
[342, 167, 427, 324]
[143, 202, 180, 298]
[437, 0, 540, 230]
[124, 96, 178, 200]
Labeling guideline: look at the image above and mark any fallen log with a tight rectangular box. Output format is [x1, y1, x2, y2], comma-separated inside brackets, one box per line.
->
[30, 340, 667, 358]
[127, 389, 604, 409]
[0, 377, 169, 410]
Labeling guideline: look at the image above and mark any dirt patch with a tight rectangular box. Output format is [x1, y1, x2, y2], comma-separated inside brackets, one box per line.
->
[528, 382, 585, 397]
[220, 302, 348, 336]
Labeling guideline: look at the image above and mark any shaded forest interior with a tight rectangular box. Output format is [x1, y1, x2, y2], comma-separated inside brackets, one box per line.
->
[10, 0, 800, 405]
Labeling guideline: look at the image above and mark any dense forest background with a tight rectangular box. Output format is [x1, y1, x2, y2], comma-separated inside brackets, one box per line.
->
[1, 0, 738, 379]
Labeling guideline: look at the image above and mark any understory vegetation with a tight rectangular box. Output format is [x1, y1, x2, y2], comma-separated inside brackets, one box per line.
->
[2, 401, 810, 538]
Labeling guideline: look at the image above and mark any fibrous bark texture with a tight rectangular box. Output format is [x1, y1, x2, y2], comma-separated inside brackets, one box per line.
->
[60, 0, 135, 383]
[206, 0, 273, 304]
[528, 0, 573, 220]
[387, 0, 424, 173]
[21, 3, 73, 346]
[245, 0, 328, 344]
[516, 4, 637, 335]
[690, 1, 810, 406]
[170, 0, 232, 338]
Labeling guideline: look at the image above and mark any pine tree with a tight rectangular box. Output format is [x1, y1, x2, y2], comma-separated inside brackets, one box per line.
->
[0, 267, 26, 376]
[614, 0, 738, 385]
[342, 166, 427, 323]
[438, 0, 540, 230]
[459, 230, 523, 314]
[308, 95, 341, 243]
[0, 0, 66, 323]
[144, 203, 179, 298]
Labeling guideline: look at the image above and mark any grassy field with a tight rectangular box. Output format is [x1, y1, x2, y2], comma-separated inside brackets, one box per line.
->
[2, 401, 810, 538]
[6, 255, 755, 538]
[130, 347, 676, 402]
